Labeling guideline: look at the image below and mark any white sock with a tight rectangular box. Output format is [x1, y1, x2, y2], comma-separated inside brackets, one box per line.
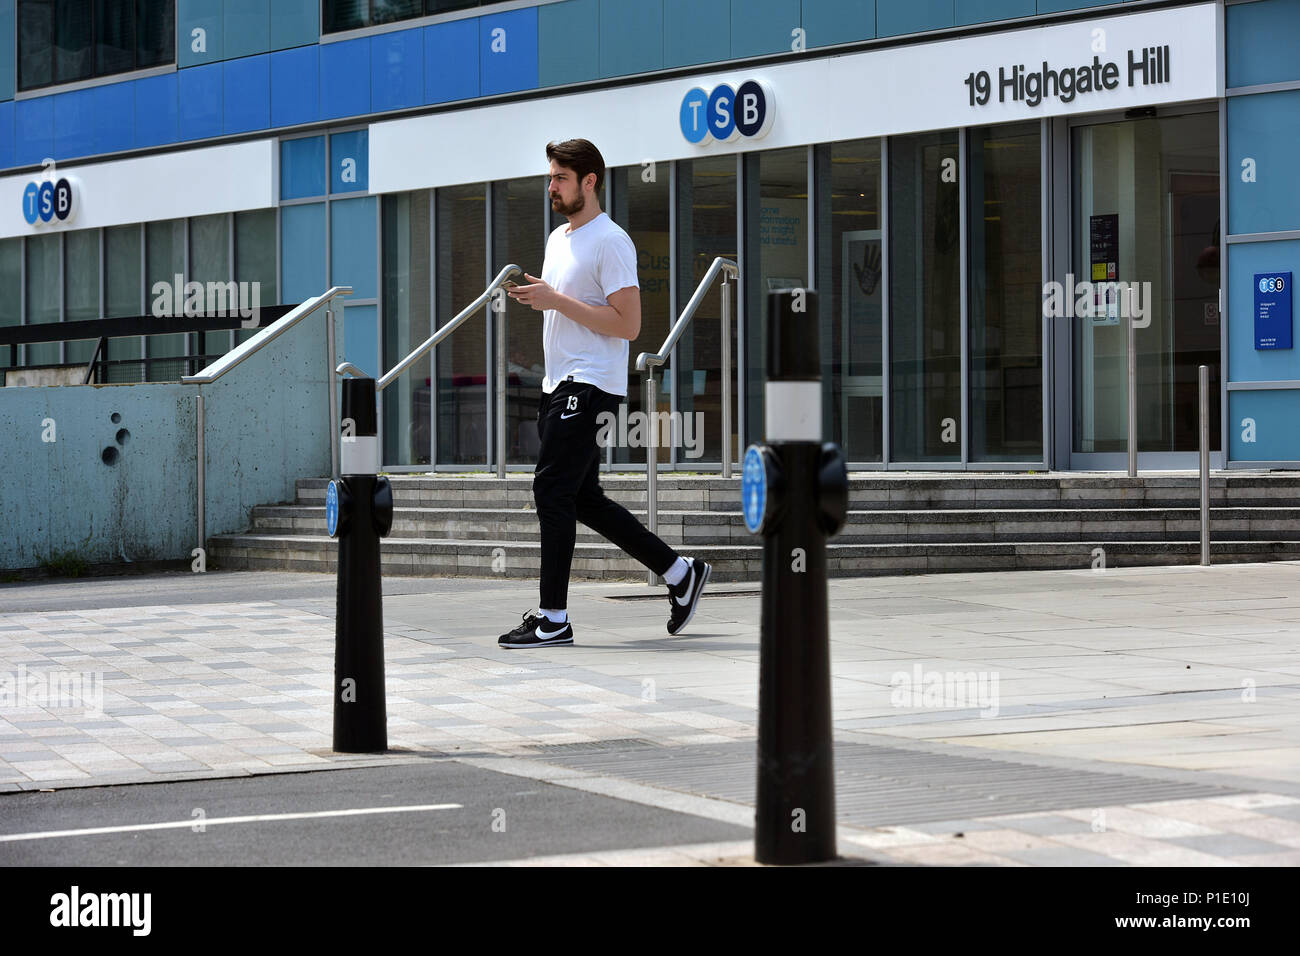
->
[663, 557, 690, 588]
[539, 608, 568, 624]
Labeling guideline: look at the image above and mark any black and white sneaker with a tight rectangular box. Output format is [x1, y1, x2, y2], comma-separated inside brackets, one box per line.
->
[667, 558, 711, 635]
[498, 610, 574, 648]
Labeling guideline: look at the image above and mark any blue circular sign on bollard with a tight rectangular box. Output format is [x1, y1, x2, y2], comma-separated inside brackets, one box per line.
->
[326, 480, 340, 537]
[743, 445, 767, 534]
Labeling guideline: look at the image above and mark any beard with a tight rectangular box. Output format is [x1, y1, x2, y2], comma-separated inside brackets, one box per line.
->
[550, 191, 585, 217]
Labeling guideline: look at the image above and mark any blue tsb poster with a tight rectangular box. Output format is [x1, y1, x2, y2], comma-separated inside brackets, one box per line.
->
[1255, 273, 1293, 350]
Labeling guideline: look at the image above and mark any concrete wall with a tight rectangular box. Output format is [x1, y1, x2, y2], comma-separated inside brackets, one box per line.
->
[0, 306, 335, 571]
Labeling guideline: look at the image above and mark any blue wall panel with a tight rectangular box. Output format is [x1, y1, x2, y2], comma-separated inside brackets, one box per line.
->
[133, 74, 178, 148]
[802, 0, 876, 47]
[331, 196, 378, 300]
[270, 45, 320, 127]
[1230, 390, 1300, 461]
[93, 81, 136, 155]
[877, 0, 955, 37]
[0, 101, 13, 169]
[343, 304, 380, 379]
[1035, 0, 1112, 13]
[1227, 238, 1300, 382]
[539, 0, 599, 86]
[281, 202, 327, 304]
[53, 89, 95, 160]
[225, 0, 270, 60]
[480, 7, 539, 97]
[0, 0, 15, 102]
[271, 0, 319, 51]
[224, 54, 270, 134]
[178, 0, 224, 67]
[425, 19, 479, 103]
[320, 37, 371, 119]
[1228, 90, 1300, 236]
[956, 0, 1035, 26]
[664, 0, 729, 68]
[179, 62, 223, 141]
[1227, 0, 1300, 89]
[599, 0, 663, 78]
[330, 130, 369, 194]
[14, 96, 54, 167]
[371, 28, 424, 113]
[731, 0, 801, 59]
[281, 135, 326, 200]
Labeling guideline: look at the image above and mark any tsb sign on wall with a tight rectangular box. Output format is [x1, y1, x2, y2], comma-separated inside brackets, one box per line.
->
[680, 79, 775, 145]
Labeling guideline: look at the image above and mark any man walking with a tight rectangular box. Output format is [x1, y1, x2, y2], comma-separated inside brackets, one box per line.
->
[498, 139, 710, 648]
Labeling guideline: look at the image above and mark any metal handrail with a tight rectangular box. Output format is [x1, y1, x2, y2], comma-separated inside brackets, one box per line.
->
[634, 256, 739, 585]
[182, 286, 353, 385]
[82, 335, 107, 385]
[377, 264, 522, 478]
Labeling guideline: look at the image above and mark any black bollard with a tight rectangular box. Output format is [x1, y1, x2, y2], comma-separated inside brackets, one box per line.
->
[329, 376, 393, 753]
[745, 288, 847, 865]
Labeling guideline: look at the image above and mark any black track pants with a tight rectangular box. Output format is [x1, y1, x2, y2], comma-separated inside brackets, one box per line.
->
[534, 381, 678, 610]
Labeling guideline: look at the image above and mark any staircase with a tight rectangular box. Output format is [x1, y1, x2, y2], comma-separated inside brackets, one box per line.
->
[206, 472, 1300, 581]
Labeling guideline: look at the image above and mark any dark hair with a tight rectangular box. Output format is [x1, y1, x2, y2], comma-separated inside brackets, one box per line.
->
[546, 139, 605, 195]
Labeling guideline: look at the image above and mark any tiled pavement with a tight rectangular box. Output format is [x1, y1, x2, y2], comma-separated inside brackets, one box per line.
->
[3, 562, 1300, 865]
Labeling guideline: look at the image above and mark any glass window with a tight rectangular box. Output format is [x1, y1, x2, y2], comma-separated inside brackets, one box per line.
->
[374, 0, 422, 24]
[25, 233, 61, 366]
[815, 138, 882, 463]
[1072, 112, 1220, 455]
[381, 191, 432, 465]
[18, 0, 173, 92]
[969, 122, 1042, 462]
[0, 239, 21, 369]
[190, 213, 230, 361]
[675, 155, 737, 464]
[134, 0, 174, 69]
[330, 130, 369, 194]
[18, 1, 53, 90]
[610, 165, 671, 465]
[63, 228, 100, 363]
[145, 219, 186, 377]
[235, 209, 277, 343]
[325, 0, 368, 32]
[436, 183, 487, 464]
[95, 0, 133, 75]
[890, 130, 961, 463]
[492, 176, 546, 465]
[281, 136, 327, 201]
[105, 224, 142, 380]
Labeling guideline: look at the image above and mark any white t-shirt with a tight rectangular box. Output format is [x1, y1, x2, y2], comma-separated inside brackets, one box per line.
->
[540, 212, 640, 397]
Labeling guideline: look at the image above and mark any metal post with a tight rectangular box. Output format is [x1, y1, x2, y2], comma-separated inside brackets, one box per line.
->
[721, 276, 733, 479]
[196, 392, 205, 557]
[1200, 364, 1210, 566]
[1127, 311, 1137, 477]
[646, 371, 658, 586]
[496, 300, 506, 479]
[327, 304, 340, 481]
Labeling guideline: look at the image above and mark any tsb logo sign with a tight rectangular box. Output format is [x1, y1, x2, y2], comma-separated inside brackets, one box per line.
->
[1259, 276, 1287, 294]
[680, 79, 775, 145]
[22, 176, 79, 227]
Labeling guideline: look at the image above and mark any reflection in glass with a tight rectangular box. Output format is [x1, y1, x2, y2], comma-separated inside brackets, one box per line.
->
[493, 177, 546, 465]
[105, 225, 142, 379]
[382, 191, 432, 466]
[145, 219, 186, 377]
[969, 122, 1042, 461]
[436, 184, 487, 464]
[890, 131, 961, 462]
[64, 229, 100, 363]
[815, 138, 882, 462]
[25, 234, 60, 366]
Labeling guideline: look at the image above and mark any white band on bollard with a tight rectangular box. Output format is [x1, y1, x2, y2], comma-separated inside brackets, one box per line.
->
[341, 435, 380, 475]
[765, 381, 821, 442]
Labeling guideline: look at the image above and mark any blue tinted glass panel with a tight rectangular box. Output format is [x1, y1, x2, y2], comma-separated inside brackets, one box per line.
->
[331, 196, 378, 299]
[281, 202, 327, 303]
[281, 135, 326, 200]
[330, 129, 368, 194]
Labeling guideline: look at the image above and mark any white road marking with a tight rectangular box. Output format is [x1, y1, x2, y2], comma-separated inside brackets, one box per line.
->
[0, 803, 462, 842]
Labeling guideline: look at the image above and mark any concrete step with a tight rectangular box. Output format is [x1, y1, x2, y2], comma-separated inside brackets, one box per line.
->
[206, 533, 1300, 580]
[248, 504, 1300, 545]
[292, 473, 1300, 513]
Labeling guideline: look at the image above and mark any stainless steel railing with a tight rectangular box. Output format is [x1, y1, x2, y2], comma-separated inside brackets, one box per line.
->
[377, 264, 522, 478]
[634, 257, 739, 584]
